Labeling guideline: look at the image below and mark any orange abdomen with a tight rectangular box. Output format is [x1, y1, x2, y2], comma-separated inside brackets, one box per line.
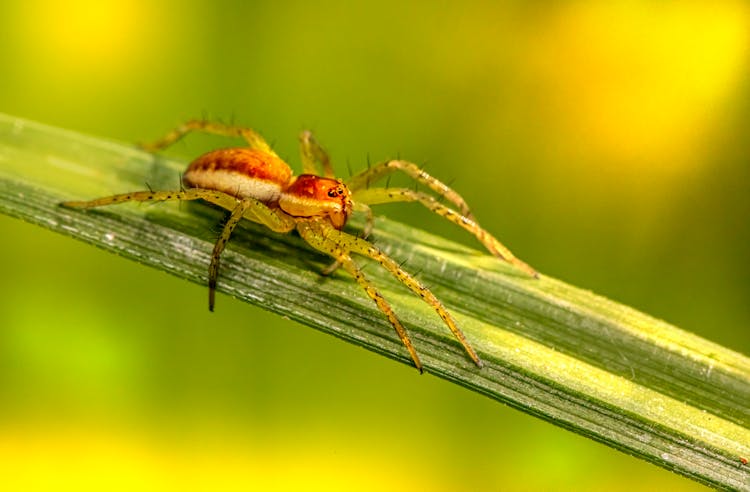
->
[183, 148, 293, 203]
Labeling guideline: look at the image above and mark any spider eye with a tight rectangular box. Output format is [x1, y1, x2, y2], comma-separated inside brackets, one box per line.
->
[327, 189, 338, 198]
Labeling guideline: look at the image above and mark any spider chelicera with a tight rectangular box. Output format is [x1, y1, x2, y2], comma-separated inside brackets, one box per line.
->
[62, 120, 538, 372]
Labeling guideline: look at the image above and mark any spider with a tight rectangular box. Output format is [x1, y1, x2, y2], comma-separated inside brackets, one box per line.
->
[61, 120, 538, 372]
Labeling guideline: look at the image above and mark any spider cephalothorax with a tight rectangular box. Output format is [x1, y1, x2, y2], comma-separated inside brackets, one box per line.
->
[280, 175, 352, 229]
[62, 120, 537, 373]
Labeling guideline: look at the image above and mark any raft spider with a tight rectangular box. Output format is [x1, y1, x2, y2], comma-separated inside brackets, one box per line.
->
[62, 120, 537, 372]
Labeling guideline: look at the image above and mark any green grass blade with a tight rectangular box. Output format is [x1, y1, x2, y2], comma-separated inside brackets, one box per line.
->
[0, 114, 748, 490]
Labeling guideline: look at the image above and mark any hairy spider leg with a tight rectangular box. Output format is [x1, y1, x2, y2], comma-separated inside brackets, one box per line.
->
[208, 200, 253, 311]
[343, 253, 423, 373]
[62, 188, 298, 309]
[298, 220, 422, 370]
[207, 197, 297, 310]
[140, 120, 275, 155]
[346, 159, 473, 219]
[320, 201, 375, 276]
[354, 201, 375, 239]
[298, 219, 483, 370]
[61, 189, 242, 210]
[353, 187, 538, 277]
[299, 130, 335, 178]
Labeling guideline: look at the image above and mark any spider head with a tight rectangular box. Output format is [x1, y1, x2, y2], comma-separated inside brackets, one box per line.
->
[280, 174, 353, 229]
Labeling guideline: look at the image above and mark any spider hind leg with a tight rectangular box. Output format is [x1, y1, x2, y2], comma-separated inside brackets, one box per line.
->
[61, 189, 232, 209]
[63, 188, 298, 312]
[140, 119, 275, 155]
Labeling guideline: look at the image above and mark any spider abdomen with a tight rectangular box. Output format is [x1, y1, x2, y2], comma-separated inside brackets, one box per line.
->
[183, 148, 293, 203]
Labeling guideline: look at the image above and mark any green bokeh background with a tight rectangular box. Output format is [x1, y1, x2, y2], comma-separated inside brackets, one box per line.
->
[1, 1, 748, 490]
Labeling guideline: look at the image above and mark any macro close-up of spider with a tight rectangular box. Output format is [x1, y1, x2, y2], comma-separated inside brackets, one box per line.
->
[3, 1, 748, 486]
[62, 120, 538, 373]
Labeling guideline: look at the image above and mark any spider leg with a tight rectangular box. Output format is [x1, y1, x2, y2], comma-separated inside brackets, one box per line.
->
[64, 188, 297, 311]
[204, 197, 296, 310]
[299, 130, 335, 177]
[140, 119, 275, 155]
[298, 219, 482, 370]
[346, 160, 473, 219]
[61, 188, 294, 231]
[61, 189, 241, 210]
[298, 220, 422, 371]
[342, 253, 423, 372]
[320, 202, 374, 276]
[63, 188, 247, 312]
[208, 199, 253, 311]
[353, 187, 538, 278]
[358, 202, 375, 241]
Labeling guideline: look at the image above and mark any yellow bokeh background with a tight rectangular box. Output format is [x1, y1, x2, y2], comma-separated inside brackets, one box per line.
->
[1, 1, 748, 490]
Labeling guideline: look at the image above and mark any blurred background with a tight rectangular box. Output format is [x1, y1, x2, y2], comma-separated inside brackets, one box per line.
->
[1, 1, 748, 490]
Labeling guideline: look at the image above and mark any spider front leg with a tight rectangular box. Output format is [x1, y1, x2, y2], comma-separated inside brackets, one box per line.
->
[320, 201, 374, 276]
[341, 252, 423, 372]
[298, 220, 422, 371]
[298, 219, 482, 371]
[140, 119, 275, 155]
[346, 159, 473, 219]
[353, 187, 538, 278]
